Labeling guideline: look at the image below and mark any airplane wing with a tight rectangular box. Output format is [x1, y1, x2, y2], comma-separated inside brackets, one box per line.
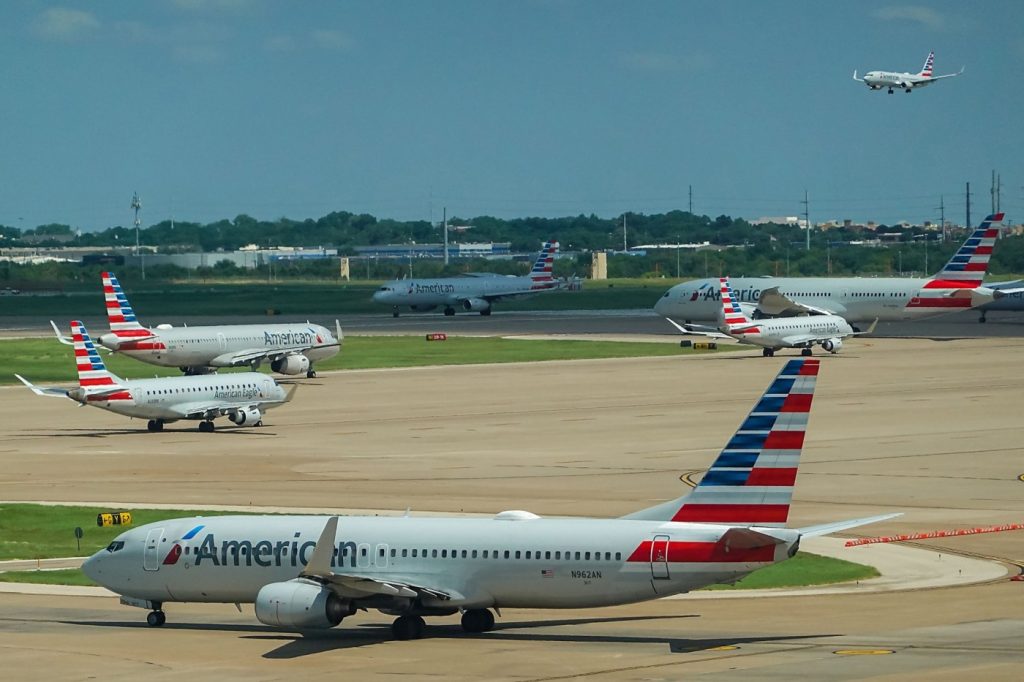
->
[777, 333, 819, 348]
[929, 66, 964, 81]
[797, 513, 903, 538]
[756, 287, 837, 317]
[299, 517, 461, 602]
[208, 346, 312, 368]
[15, 374, 72, 398]
[174, 384, 298, 420]
[852, 318, 879, 336]
[663, 317, 733, 340]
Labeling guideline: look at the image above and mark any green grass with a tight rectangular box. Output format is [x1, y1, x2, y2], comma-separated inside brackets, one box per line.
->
[702, 551, 878, 590]
[1, 334, 727, 385]
[0, 569, 97, 586]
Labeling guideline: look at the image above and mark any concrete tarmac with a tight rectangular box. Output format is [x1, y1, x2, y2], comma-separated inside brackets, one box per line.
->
[1, 338, 1023, 679]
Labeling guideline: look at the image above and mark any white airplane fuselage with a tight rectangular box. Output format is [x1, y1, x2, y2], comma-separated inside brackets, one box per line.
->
[861, 70, 933, 91]
[74, 373, 286, 421]
[723, 315, 853, 349]
[85, 515, 796, 609]
[373, 276, 560, 313]
[97, 323, 338, 370]
[656, 276, 960, 323]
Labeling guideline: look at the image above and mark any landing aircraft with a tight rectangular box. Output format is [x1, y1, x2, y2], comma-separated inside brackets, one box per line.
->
[18, 321, 295, 432]
[655, 214, 1013, 324]
[83, 359, 897, 639]
[372, 241, 571, 317]
[853, 51, 963, 93]
[51, 272, 341, 378]
[671, 277, 874, 357]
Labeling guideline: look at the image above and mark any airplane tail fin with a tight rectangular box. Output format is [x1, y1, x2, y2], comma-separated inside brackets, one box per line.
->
[718, 277, 754, 330]
[71, 320, 125, 389]
[918, 51, 934, 77]
[622, 358, 819, 526]
[928, 213, 1004, 287]
[529, 240, 558, 282]
[101, 272, 149, 338]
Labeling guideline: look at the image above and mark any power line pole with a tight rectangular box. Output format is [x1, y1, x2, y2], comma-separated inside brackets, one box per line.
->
[622, 213, 627, 252]
[966, 181, 971, 229]
[937, 194, 946, 242]
[801, 190, 811, 251]
[688, 185, 693, 214]
[443, 206, 449, 266]
[131, 192, 144, 280]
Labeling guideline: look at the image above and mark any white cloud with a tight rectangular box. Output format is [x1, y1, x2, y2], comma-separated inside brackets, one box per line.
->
[311, 29, 353, 51]
[33, 7, 100, 41]
[619, 51, 710, 73]
[871, 5, 945, 30]
[173, 44, 223, 64]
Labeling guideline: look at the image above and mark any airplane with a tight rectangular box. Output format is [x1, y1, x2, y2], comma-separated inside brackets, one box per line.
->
[853, 51, 963, 94]
[50, 272, 341, 378]
[975, 279, 1024, 323]
[372, 240, 571, 317]
[669, 277, 874, 357]
[18, 320, 296, 432]
[82, 358, 898, 639]
[654, 213, 1016, 325]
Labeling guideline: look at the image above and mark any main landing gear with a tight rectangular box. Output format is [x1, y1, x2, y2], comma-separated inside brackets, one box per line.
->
[801, 347, 813, 357]
[146, 419, 164, 432]
[460, 608, 495, 633]
[391, 614, 425, 640]
[198, 421, 215, 433]
[444, 307, 456, 316]
[392, 306, 400, 318]
[761, 348, 775, 357]
[979, 312, 987, 323]
[306, 368, 317, 378]
[146, 607, 166, 627]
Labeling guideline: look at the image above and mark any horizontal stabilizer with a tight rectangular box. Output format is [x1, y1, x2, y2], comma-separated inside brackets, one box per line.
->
[797, 512, 902, 538]
[718, 527, 785, 550]
[15, 374, 70, 398]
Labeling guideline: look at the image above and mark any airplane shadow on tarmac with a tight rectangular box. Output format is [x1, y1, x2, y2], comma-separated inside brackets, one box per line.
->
[22, 427, 280, 438]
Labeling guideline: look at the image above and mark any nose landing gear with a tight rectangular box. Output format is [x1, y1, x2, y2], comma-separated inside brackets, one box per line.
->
[146, 609, 166, 627]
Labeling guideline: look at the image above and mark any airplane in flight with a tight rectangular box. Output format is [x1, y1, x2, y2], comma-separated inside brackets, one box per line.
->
[372, 240, 571, 317]
[655, 213, 1017, 324]
[19, 321, 296, 432]
[853, 51, 963, 94]
[82, 358, 897, 639]
[669, 277, 874, 357]
[51, 272, 341, 378]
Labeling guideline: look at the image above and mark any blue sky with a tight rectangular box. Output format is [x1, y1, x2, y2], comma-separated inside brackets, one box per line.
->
[1, 1, 1021, 231]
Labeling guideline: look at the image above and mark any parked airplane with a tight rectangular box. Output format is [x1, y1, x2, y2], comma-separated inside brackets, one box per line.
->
[372, 241, 568, 317]
[853, 51, 963, 93]
[51, 272, 341, 378]
[670, 277, 873, 357]
[19, 321, 295, 432]
[655, 214, 1011, 324]
[82, 359, 896, 639]
[975, 280, 1024, 323]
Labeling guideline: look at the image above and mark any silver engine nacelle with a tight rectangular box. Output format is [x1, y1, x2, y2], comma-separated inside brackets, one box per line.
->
[229, 407, 262, 425]
[462, 297, 491, 312]
[821, 338, 843, 354]
[270, 354, 310, 375]
[255, 579, 351, 629]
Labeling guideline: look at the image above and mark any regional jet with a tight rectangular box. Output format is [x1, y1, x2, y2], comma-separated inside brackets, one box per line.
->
[19, 321, 295, 432]
[853, 51, 963, 94]
[83, 359, 896, 639]
[655, 213, 1015, 324]
[51, 272, 341, 377]
[670, 277, 874, 357]
[372, 241, 573, 317]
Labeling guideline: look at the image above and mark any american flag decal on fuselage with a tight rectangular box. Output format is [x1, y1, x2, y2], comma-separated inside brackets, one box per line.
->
[670, 358, 819, 526]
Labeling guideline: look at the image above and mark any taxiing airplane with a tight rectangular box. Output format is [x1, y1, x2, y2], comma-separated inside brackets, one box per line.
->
[853, 51, 963, 94]
[19, 321, 295, 432]
[83, 359, 897, 639]
[670, 277, 874, 357]
[372, 241, 570, 317]
[655, 214, 1013, 324]
[51, 272, 341, 378]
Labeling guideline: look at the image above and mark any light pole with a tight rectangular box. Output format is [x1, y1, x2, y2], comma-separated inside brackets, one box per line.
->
[131, 192, 144, 280]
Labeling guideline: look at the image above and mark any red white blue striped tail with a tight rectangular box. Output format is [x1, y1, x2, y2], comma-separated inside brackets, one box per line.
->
[919, 51, 934, 77]
[71, 320, 120, 388]
[719, 276, 753, 328]
[102, 272, 149, 337]
[671, 358, 819, 526]
[529, 241, 558, 282]
[931, 213, 1003, 285]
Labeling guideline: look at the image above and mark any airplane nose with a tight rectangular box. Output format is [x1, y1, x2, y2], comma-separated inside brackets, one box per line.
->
[81, 553, 101, 582]
[653, 294, 671, 316]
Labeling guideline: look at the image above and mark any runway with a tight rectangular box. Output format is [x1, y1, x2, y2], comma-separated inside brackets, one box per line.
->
[1, 338, 1023, 679]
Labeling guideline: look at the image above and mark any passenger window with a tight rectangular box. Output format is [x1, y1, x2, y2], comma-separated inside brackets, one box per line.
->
[515, 551, 521, 559]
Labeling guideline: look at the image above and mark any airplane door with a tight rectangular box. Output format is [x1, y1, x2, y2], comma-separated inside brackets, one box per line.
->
[375, 544, 389, 569]
[650, 535, 670, 580]
[217, 333, 227, 352]
[143, 528, 165, 572]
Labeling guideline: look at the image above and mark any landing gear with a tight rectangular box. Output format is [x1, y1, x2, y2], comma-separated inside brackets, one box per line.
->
[391, 614, 425, 640]
[460, 608, 495, 633]
[444, 307, 456, 317]
[306, 369, 317, 378]
[761, 348, 775, 357]
[392, 307, 400, 318]
[905, 88, 912, 93]
[146, 609, 166, 627]
[979, 312, 987, 323]
[800, 347, 813, 357]
[146, 419, 164, 432]
[480, 309, 491, 316]
[887, 88, 894, 94]
[198, 421, 215, 433]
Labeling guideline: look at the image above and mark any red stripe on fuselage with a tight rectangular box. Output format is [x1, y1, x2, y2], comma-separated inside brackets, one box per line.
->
[924, 279, 983, 289]
[626, 540, 776, 563]
[906, 298, 972, 309]
[87, 391, 132, 402]
[118, 341, 166, 351]
[671, 504, 790, 523]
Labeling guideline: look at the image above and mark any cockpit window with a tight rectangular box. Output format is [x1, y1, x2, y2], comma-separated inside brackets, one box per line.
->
[106, 541, 125, 553]
[377, 286, 392, 292]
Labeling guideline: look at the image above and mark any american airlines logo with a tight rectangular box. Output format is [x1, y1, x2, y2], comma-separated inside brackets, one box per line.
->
[181, 533, 363, 569]
[694, 286, 763, 303]
[264, 330, 315, 347]
[413, 283, 456, 294]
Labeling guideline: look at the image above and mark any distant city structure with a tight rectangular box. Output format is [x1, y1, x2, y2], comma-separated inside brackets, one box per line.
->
[354, 242, 511, 260]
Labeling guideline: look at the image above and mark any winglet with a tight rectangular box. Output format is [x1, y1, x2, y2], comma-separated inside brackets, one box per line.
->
[300, 516, 339, 578]
[852, 69, 860, 81]
[50, 320, 74, 346]
[857, 318, 879, 335]
[335, 320, 344, 347]
[283, 383, 299, 403]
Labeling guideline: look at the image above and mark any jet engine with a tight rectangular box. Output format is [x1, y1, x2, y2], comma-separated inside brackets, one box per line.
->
[255, 579, 352, 629]
[462, 298, 491, 313]
[229, 407, 262, 425]
[821, 338, 843, 354]
[270, 354, 310, 375]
